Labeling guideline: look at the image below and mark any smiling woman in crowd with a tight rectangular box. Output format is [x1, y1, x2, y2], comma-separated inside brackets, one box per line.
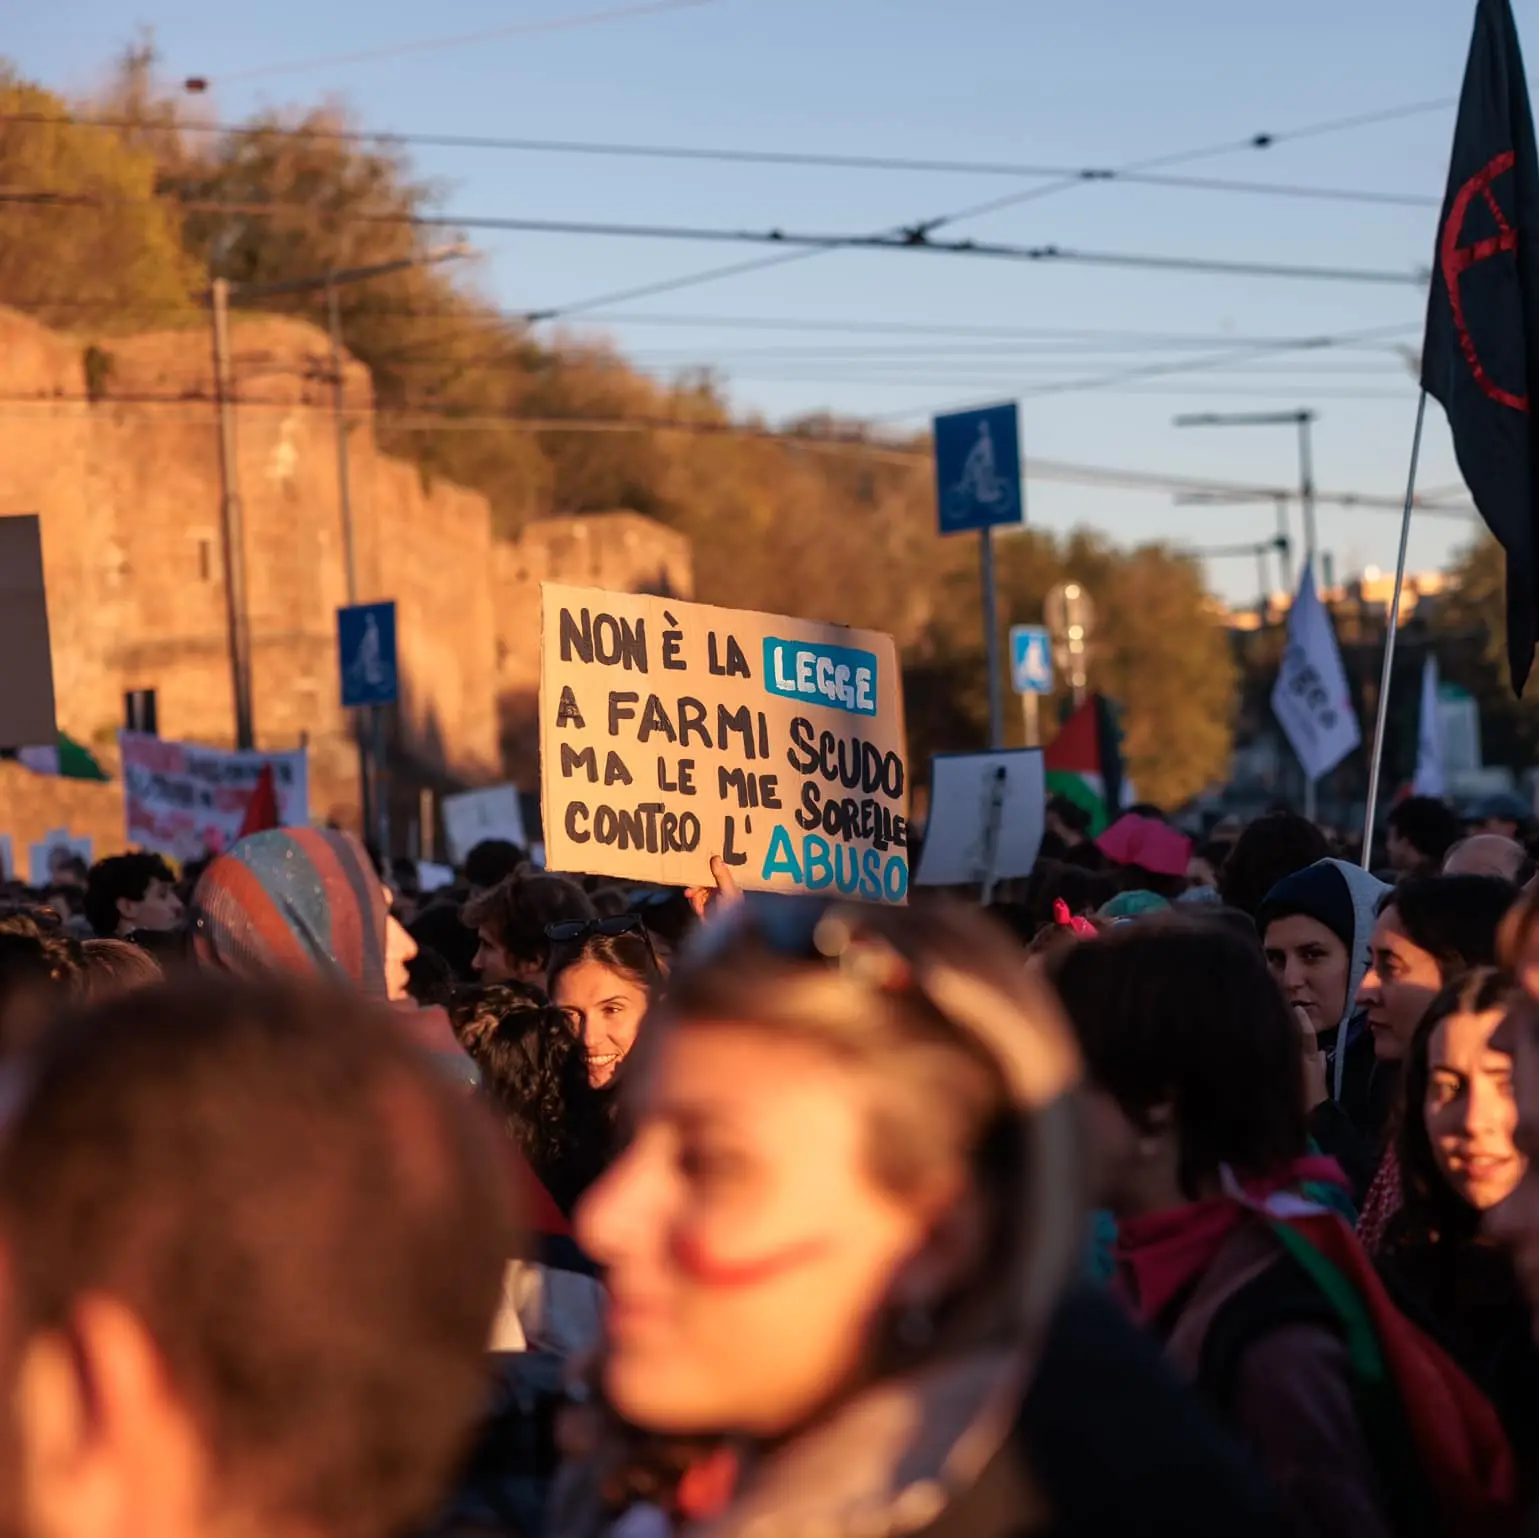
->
[1375, 967, 1539, 1472]
[548, 916, 667, 1090]
[1355, 875, 1519, 1251]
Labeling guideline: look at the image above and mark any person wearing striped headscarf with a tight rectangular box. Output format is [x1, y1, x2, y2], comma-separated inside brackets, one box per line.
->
[190, 828, 602, 1361]
[190, 826, 474, 1084]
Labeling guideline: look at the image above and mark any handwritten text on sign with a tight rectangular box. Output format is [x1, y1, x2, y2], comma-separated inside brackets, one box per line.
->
[539, 585, 909, 900]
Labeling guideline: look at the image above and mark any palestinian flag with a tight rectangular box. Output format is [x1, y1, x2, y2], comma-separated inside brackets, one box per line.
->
[1044, 695, 1124, 835]
[12, 732, 108, 782]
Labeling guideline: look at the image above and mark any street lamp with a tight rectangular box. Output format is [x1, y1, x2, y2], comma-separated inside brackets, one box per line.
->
[1044, 582, 1095, 708]
[1174, 411, 1317, 587]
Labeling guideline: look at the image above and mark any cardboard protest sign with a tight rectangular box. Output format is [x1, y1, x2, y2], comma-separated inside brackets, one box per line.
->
[0, 517, 58, 749]
[915, 750, 1045, 887]
[121, 732, 308, 861]
[442, 784, 529, 866]
[539, 585, 910, 901]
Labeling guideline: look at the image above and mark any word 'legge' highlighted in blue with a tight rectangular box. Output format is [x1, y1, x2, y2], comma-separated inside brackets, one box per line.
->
[763, 638, 878, 717]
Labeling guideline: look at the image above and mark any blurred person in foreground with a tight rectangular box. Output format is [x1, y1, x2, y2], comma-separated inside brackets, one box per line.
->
[0, 975, 515, 1538]
[1375, 969, 1539, 1473]
[463, 871, 596, 986]
[562, 896, 1290, 1538]
[1054, 920, 1517, 1538]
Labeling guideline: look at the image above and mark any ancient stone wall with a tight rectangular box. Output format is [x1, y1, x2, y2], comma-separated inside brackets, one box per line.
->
[0, 308, 692, 862]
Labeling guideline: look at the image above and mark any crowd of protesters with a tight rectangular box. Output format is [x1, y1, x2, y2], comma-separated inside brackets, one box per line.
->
[1, 789, 1539, 1536]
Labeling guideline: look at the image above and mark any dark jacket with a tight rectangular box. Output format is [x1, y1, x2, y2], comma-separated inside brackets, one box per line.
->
[1379, 1234, 1539, 1488]
[1308, 1015, 1399, 1203]
[1147, 1216, 1394, 1538]
[919, 1285, 1291, 1538]
[679, 1286, 1291, 1538]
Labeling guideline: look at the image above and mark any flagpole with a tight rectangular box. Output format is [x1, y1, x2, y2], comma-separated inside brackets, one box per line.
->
[1361, 389, 1429, 870]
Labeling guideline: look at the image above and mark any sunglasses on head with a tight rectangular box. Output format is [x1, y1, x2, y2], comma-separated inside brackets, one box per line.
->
[545, 914, 648, 944]
[545, 912, 663, 974]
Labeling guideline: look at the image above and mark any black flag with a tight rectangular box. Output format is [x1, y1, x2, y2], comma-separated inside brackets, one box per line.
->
[1423, 0, 1539, 694]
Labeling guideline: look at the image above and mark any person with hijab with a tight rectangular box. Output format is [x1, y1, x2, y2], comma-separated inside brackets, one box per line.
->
[1257, 859, 1392, 1198]
[190, 829, 600, 1362]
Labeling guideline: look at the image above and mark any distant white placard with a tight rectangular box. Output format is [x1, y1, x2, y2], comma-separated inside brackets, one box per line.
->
[28, 829, 93, 887]
[442, 784, 528, 868]
[915, 750, 1045, 888]
[416, 861, 456, 894]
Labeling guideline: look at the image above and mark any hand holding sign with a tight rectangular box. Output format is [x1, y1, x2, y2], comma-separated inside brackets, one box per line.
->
[685, 855, 744, 921]
[538, 586, 910, 902]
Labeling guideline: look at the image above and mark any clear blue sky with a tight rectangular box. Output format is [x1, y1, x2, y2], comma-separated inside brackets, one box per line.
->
[8, 0, 1517, 604]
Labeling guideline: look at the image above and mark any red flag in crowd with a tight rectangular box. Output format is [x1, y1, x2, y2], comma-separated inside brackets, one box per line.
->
[238, 765, 280, 839]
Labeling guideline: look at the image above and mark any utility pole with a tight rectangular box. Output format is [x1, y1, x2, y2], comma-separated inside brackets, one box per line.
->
[327, 275, 374, 849]
[1273, 495, 1294, 592]
[207, 245, 464, 841]
[210, 278, 254, 751]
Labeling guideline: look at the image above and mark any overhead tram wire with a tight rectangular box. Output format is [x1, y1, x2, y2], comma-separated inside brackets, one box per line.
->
[186, 0, 716, 86]
[0, 191, 1427, 286]
[5, 110, 1442, 212]
[0, 93, 1448, 336]
[519, 93, 1449, 322]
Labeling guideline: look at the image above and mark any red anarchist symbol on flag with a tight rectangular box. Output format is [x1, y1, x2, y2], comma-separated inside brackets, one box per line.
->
[1441, 150, 1528, 413]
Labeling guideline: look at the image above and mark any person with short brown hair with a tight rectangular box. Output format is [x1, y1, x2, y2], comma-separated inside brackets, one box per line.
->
[462, 872, 595, 985]
[0, 975, 516, 1538]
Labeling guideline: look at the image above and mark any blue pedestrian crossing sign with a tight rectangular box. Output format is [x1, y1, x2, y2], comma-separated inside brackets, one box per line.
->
[1010, 625, 1054, 694]
[338, 601, 399, 708]
[933, 401, 1022, 535]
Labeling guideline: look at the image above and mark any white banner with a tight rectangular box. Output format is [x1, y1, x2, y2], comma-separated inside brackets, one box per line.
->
[1271, 569, 1361, 784]
[120, 732, 309, 862]
[1412, 653, 1446, 799]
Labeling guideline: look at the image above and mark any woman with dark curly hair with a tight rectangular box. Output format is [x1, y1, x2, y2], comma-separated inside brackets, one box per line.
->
[474, 1000, 613, 1216]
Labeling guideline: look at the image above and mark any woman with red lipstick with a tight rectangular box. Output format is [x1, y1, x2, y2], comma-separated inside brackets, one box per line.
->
[1377, 969, 1538, 1473]
[565, 896, 1293, 1538]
